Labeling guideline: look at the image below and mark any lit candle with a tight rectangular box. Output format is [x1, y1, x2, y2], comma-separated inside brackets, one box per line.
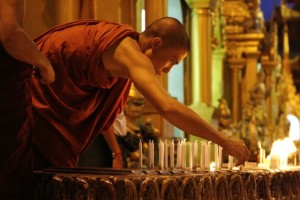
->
[139, 140, 143, 169]
[170, 140, 174, 169]
[164, 140, 168, 169]
[210, 162, 216, 171]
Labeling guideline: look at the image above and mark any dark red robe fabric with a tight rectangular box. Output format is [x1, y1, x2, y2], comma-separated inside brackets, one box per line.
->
[32, 20, 139, 169]
[0, 45, 34, 199]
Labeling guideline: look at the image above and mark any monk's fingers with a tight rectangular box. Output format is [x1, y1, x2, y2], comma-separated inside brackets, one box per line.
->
[33, 66, 55, 84]
[236, 147, 251, 166]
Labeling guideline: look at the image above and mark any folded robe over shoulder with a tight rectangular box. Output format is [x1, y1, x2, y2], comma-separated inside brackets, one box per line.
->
[32, 20, 139, 168]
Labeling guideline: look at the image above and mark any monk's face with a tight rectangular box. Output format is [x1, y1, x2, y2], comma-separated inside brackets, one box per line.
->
[145, 38, 188, 76]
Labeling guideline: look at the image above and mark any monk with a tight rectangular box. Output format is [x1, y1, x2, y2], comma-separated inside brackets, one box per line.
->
[0, 0, 55, 199]
[32, 17, 251, 171]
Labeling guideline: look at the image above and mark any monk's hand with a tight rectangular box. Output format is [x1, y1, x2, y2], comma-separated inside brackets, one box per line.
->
[223, 138, 251, 166]
[33, 62, 55, 84]
[112, 152, 123, 169]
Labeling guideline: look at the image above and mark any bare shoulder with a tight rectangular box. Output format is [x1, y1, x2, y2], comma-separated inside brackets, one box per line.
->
[102, 37, 153, 78]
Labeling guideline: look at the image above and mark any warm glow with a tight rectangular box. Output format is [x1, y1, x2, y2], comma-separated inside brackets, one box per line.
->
[287, 114, 300, 141]
[210, 162, 216, 171]
[141, 9, 145, 32]
[267, 137, 297, 169]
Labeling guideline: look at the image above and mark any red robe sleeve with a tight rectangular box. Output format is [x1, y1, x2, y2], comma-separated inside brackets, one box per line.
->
[32, 20, 139, 168]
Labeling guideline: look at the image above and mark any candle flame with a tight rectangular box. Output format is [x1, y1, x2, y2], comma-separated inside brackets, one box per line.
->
[210, 162, 216, 171]
[267, 137, 297, 169]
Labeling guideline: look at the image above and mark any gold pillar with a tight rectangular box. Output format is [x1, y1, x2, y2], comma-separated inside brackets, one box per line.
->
[119, 0, 136, 27]
[261, 58, 276, 125]
[282, 21, 291, 74]
[89, 0, 119, 22]
[241, 51, 260, 109]
[54, 0, 80, 24]
[212, 48, 226, 106]
[185, 0, 212, 105]
[144, 0, 167, 25]
[228, 58, 246, 126]
[283, 22, 290, 61]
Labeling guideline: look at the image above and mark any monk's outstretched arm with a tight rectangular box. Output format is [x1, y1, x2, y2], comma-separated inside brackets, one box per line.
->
[103, 37, 250, 166]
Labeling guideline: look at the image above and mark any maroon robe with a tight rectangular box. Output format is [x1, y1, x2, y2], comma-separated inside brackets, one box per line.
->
[0, 45, 34, 199]
[32, 20, 139, 169]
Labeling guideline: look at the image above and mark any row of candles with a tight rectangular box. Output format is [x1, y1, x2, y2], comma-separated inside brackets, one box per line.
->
[139, 139, 235, 171]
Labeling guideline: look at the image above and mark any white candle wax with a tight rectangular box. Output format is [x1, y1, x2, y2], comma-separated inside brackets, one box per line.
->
[214, 144, 218, 170]
[193, 141, 198, 169]
[170, 140, 174, 169]
[182, 140, 186, 170]
[151, 141, 155, 168]
[150, 140, 154, 169]
[205, 142, 211, 169]
[159, 140, 164, 170]
[164, 140, 168, 169]
[200, 141, 205, 169]
[189, 142, 193, 170]
[228, 155, 234, 170]
[218, 146, 223, 170]
[139, 140, 143, 169]
[158, 140, 162, 169]
[177, 140, 182, 169]
[148, 141, 151, 168]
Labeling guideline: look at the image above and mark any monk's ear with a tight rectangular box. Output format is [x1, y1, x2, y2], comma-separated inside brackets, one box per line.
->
[151, 37, 162, 48]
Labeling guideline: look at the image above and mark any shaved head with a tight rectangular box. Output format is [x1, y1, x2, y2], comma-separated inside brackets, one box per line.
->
[142, 17, 190, 52]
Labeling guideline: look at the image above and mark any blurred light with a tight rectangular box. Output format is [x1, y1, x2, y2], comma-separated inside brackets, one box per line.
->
[287, 114, 300, 141]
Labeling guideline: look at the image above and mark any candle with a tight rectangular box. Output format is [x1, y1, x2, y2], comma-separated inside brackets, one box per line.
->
[205, 142, 211, 170]
[148, 140, 151, 168]
[177, 140, 182, 169]
[189, 142, 193, 170]
[164, 140, 168, 169]
[149, 140, 155, 169]
[228, 155, 233, 170]
[210, 162, 216, 171]
[182, 140, 186, 170]
[193, 140, 198, 169]
[214, 144, 218, 170]
[170, 140, 174, 169]
[158, 140, 161, 169]
[214, 144, 223, 170]
[200, 141, 205, 169]
[159, 140, 164, 170]
[139, 140, 143, 169]
[151, 141, 155, 169]
[218, 146, 223, 170]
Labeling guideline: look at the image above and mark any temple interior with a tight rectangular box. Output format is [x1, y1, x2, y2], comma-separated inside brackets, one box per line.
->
[23, 0, 300, 199]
